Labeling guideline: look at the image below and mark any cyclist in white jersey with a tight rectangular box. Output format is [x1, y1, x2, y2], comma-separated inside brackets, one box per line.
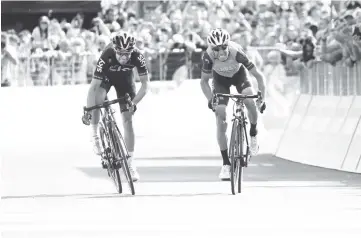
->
[200, 28, 267, 180]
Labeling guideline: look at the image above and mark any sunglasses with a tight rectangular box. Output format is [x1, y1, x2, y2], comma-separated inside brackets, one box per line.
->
[114, 47, 133, 56]
[212, 45, 228, 51]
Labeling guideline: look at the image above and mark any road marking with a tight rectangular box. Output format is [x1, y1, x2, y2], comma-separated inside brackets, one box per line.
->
[74, 159, 275, 168]
[134, 160, 261, 167]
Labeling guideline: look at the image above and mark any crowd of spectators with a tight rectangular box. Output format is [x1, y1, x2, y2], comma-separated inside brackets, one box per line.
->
[2, 0, 361, 87]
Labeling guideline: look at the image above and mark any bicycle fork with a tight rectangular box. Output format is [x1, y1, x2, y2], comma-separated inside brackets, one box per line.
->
[234, 103, 251, 167]
[100, 111, 119, 168]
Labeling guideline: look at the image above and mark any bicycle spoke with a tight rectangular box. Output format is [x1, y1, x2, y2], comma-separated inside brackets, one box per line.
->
[112, 124, 135, 195]
[230, 119, 239, 195]
[107, 125, 123, 193]
[237, 123, 245, 193]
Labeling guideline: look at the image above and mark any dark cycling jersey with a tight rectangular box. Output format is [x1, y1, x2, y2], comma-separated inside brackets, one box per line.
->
[93, 43, 148, 82]
[93, 43, 149, 101]
[201, 40, 254, 77]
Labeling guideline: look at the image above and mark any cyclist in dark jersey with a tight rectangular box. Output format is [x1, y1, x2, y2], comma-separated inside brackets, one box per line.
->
[82, 31, 149, 182]
[200, 28, 267, 180]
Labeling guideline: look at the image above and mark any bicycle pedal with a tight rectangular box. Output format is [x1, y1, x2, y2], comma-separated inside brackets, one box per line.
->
[101, 160, 108, 169]
[244, 155, 251, 167]
[113, 160, 122, 169]
[236, 156, 247, 167]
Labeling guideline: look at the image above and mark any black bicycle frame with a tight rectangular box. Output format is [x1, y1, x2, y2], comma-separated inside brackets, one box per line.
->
[233, 99, 250, 159]
[99, 106, 116, 137]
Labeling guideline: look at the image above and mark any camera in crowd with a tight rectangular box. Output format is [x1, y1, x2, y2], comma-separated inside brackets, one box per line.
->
[299, 36, 316, 63]
[1, 33, 6, 50]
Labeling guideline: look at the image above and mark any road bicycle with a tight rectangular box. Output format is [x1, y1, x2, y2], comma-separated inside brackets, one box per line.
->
[214, 92, 262, 195]
[83, 94, 135, 195]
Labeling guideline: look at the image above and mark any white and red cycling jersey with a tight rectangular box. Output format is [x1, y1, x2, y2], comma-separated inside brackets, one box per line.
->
[201, 40, 255, 78]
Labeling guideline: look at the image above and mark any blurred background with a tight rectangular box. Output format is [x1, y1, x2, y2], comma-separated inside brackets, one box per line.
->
[1, 0, 361, 97]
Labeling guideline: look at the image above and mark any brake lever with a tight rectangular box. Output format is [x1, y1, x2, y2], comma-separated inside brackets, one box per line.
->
[124, 93, 133, 109]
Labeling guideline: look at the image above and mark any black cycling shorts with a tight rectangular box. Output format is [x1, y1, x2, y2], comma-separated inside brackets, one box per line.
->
[212, 66, 252, 105]
[100, 75, 136, 112]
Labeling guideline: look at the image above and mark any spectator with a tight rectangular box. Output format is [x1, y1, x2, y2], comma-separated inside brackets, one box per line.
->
[264, 50, 292, 116]
[91, 17, 111, 37]
[32, 16, 51, 50]
[67, 13, 85, 38]
[233, 31, 263, 69]
[17, 30, 32, 85]
[51, 39, 72, 85]
[4, 0, 361, 88]
[103, 8, 121, 32]
[1, 32, 18, 87]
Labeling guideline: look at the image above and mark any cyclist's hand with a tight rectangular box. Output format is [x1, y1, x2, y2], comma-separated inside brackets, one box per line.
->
[257, 100, 266, 114]
[129, 102, 137, 114]
[82, 111, 91, 125]
[208, 99, 215, 112]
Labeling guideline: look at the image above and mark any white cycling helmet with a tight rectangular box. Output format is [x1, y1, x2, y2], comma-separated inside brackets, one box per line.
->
[112, 31, 135, 51]
[207, 28, 230, 48]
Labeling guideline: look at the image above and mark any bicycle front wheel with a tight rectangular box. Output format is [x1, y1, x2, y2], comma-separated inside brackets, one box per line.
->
[105, 126, 123, 194]
[229, 119, 241, 195]
[112, 123, 135, 195]
[237, 121, 246, 193]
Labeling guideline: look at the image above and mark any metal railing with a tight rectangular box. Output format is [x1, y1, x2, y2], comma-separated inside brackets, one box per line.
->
[3, 47, 361, 97]
[300, 61, 361, 96]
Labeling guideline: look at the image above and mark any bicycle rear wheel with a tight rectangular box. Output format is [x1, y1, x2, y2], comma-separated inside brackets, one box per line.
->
[112, 123, 135, 195]
[229, 119, 241, 195]
[105, 125, 123, 194]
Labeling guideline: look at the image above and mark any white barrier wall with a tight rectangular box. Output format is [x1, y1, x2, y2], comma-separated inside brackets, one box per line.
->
[276, 94, 361, 173]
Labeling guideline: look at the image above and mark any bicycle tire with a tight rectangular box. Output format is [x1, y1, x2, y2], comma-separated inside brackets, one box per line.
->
[229, 119, 240, 195]
[237, 122, 245, 193]
[121, 156, 135, 195]
[107, 125, 123, 194]
[112, 123, 135, 195]
[99, 126, 111, 176]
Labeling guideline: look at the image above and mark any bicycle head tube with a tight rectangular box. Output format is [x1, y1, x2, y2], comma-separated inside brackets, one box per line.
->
[235, 100, 245, 118]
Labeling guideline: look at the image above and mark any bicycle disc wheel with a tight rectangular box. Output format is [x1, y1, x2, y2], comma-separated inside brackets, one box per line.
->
[112, 123, 135, 195]
[237, 123, 245, 193]
[107, 126, 123, 194]
[230, 119, 240, 195]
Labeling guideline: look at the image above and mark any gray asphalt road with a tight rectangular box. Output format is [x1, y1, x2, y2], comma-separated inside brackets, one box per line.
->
[3, 153, 360, 199]
[1, 154, 361, 238]
[80, 154, 361, 184]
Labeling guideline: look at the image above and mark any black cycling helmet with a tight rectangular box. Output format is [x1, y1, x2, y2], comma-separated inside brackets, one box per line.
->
[112, 31, 135, 51]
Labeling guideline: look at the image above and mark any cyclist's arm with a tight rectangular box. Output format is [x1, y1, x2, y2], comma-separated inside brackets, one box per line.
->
[132, 52, 149, 105]
[93, 17, 111, 37]
[3, 45, 18, 65]
[87, 78, 103, 108]
[87, 53, 110, 108]
[278, 48, 302, 58]
[236, 51, 267, 100]
[200, 51, 213, 101]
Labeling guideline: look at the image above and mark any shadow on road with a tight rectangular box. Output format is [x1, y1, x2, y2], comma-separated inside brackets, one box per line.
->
[76, 154, 361, 187]
[2, 154, 360, 200]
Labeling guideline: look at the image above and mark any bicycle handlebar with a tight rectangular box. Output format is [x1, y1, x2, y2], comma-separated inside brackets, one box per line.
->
[83, 94, 132, 112]
[215, 91, 261, 100]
